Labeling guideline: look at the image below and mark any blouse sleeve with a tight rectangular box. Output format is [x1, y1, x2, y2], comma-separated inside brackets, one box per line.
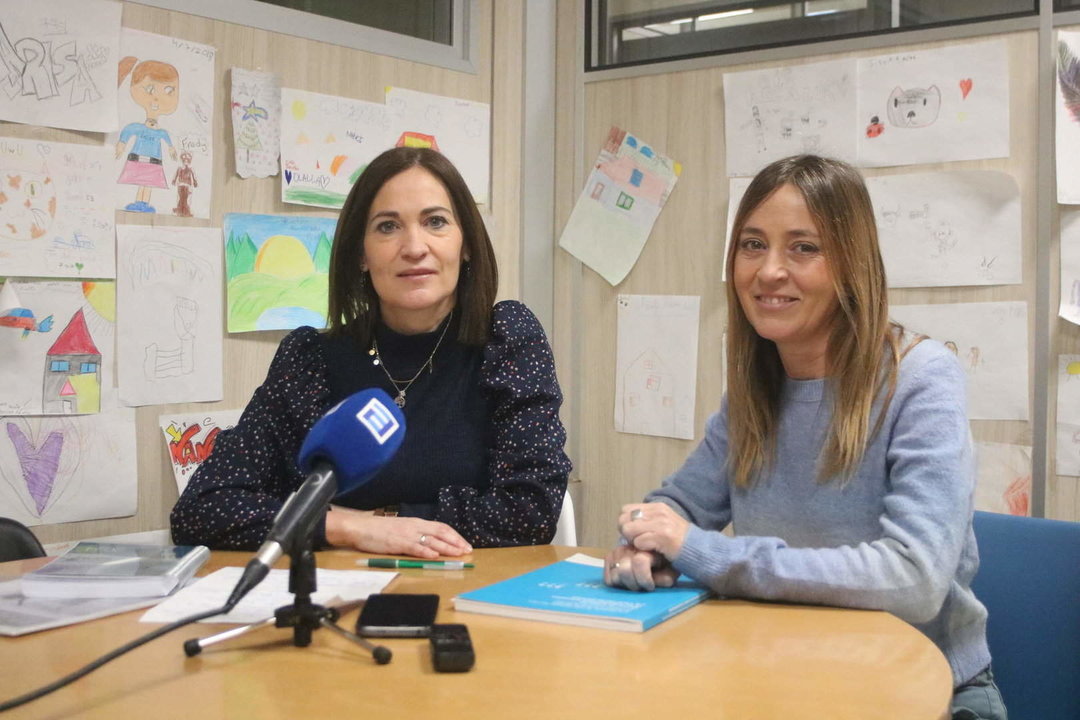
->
[169, 328, 331, 550]
[434, 301, 572, 547]
[672, 349, 974, 625]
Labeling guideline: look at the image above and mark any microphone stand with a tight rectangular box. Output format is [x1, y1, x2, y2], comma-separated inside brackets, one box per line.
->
[183, 530, 391, 664]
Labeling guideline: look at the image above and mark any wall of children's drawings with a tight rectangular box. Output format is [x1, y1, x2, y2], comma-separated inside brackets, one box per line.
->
[553, 25, 1077, 549]
[0, 0, 516, 544]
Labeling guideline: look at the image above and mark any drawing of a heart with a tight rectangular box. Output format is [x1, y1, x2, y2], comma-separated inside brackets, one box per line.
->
[5, 422, 64, 515]
[959, 78, 973, 99]
[284, 168, 293, 185]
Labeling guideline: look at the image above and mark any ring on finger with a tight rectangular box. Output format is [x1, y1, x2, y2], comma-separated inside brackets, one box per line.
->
[630, 508, 644, 521]
[419, 534, 428, 545]
[608, 561, 620, 570]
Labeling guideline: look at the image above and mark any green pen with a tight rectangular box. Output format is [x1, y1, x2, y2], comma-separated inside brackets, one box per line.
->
[357, 558, 475, 570]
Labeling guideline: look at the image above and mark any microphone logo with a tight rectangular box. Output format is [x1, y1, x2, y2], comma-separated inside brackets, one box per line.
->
[357, 398, 400, 444]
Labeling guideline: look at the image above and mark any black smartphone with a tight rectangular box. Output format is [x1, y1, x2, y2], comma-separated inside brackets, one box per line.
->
[429, 623, 475, 672]
[355, 593, 439, 637]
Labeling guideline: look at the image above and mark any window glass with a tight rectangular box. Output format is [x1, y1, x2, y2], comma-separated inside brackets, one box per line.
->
[256, 0, 454, 45]
[50, 361, 69, 372]
[590, 0, 1037, 71]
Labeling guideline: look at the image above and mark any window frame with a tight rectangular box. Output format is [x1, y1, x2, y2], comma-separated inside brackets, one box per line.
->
[128, 0, 479, 74]
[586, 0, 1039, 73]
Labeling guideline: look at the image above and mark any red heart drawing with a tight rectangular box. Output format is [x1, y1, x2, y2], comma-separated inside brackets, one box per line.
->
[959, 78, 973, 99]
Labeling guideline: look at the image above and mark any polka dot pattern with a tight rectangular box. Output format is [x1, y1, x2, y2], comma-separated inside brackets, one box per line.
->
[170, 300, 571, 551]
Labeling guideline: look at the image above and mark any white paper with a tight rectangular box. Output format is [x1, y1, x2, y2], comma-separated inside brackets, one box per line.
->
[1057, 422, 1080, 476]
[386, 86, 491, 204]
[1057, 354, 1080, 425]
[159, 409, 242, 495]
[280, 87, 399, 209]
[107, 29, 215, 219]
[889, 301, 1028, 421]
[0, 406, 137, 526]
[615, 295, 700, 440]
[0, 0, 121, 132]
[0, 138, 116, 278]
[1059, 208, 1080, 326]
[723, 58, 857, 177]
[140, 566, 396, 624]
[0, 279, 116, 415]
[1056, 31, 1080, 203]
[0, 282, 18, 313]
[856, 40, 1009, 167]
[230, 67, 280, 179]
[558, 127, 681, 286]
[116, 225, 223, 406]
[867, 171, 1021, 288]
[974, 440, 1031, 516]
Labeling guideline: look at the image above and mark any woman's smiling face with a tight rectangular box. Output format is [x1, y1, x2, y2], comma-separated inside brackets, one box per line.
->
[733, 183, 839, 377]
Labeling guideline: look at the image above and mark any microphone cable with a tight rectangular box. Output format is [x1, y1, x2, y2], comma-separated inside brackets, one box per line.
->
[0, 604, 228, 713]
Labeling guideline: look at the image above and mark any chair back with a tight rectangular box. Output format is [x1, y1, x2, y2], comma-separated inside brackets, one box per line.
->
[0, 517, 46, 563]
[552, 489, 577, 546]
[970, 511, 1080, 720]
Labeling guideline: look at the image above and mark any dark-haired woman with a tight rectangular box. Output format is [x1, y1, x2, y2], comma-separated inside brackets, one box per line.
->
[172, 147, 570, 558]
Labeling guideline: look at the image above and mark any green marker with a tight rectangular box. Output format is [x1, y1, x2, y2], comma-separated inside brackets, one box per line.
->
[357, 558, 474, 570]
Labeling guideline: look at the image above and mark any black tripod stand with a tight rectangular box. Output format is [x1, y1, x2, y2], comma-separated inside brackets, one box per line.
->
[182, 534, 391, 664]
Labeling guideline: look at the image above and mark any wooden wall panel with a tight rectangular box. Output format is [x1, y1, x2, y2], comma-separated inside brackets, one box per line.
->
[1, 0, 527, 544]
[557, 29, 1054, 547]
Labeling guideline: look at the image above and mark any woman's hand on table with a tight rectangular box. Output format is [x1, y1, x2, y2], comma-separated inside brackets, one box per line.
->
[325, 505, 472, 559]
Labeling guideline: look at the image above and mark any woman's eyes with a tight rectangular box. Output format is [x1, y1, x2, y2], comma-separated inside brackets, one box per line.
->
[373, 216, 451, 234]
[792, 241, 820, 255]
[739, 237, 766, 251]
[739, 237, 820, 253]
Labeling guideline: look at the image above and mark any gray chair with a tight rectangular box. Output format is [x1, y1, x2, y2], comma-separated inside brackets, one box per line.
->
[0, 517, 46, 562]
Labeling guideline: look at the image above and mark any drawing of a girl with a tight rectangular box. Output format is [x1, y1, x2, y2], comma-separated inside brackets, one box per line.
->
[115, 57, 179, 213]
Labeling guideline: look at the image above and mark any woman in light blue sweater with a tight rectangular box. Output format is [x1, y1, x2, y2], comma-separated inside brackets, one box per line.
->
[605, 155, 1005, 720]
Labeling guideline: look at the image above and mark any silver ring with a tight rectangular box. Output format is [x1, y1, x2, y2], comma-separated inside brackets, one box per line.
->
[608, 562, 619, 570]
[419, 534, 428, 545]
[630, 508, 644, 521]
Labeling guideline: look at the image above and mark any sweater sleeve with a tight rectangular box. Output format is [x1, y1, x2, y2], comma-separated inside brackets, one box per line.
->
[169, 327, 332, 550]
[645, 407, 734, 532]
[672, 350, 974, 625]
[434, 301, 571, 547]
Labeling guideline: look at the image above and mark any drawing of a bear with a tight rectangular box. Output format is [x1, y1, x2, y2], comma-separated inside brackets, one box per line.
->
[886, 85, 941, 128]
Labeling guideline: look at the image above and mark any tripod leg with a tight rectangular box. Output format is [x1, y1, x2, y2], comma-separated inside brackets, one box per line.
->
[320, 618, 393, 664]
[183, 616, 277, 657]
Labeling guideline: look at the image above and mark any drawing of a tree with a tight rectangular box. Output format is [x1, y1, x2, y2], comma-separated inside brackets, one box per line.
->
[225, 231, 258, 280]
[313, 232, 331, 273]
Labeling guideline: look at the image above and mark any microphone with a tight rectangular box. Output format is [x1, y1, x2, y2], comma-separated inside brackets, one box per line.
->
[224, 389, 405, 611]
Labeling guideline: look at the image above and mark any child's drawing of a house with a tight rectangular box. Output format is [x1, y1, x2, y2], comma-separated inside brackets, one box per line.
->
[42, 309, 101, 414]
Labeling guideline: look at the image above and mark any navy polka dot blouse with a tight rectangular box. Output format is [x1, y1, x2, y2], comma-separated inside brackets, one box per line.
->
[170, 301, 571, 551]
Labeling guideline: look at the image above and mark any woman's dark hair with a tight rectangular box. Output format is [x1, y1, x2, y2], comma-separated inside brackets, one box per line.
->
[326, 147, 498, 345]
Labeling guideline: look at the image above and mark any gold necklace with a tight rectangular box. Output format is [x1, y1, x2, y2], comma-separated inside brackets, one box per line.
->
[368, 312, 453, 408]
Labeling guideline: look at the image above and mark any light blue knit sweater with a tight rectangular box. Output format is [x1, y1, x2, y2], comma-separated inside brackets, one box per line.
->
[648, 338, 990, 686]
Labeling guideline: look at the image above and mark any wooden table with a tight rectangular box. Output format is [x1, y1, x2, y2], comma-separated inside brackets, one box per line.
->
[0, 545, 952, 719]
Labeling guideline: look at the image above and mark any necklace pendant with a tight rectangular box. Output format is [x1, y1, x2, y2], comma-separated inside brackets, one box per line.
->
[394, 391, 406, 408]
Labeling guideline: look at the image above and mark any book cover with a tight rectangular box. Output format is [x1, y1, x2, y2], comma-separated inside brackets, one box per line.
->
[21, 542, 210, 599]
[0, 591, 162, 636]
[452, 553, 710, 632]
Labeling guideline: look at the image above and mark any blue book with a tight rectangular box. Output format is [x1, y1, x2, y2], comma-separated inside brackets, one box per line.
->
[452, 553, 710, 632]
